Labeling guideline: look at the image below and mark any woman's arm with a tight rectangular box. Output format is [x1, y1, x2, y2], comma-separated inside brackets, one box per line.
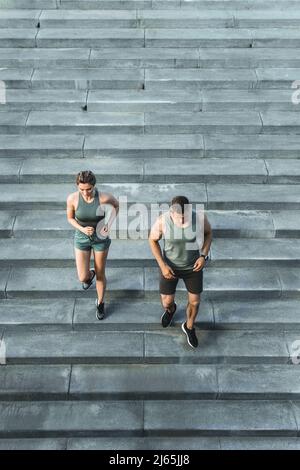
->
[99, 192, 119, 230]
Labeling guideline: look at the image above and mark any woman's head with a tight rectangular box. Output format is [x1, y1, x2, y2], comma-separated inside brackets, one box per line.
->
[76, 170, 96, 197]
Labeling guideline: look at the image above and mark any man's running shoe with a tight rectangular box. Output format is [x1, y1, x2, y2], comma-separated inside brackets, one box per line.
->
[161, 302, 177, 328]
[181, 321, 198, 348]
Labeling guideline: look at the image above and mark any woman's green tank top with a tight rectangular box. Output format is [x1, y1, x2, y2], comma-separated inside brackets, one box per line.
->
[75, 188, 104, 228]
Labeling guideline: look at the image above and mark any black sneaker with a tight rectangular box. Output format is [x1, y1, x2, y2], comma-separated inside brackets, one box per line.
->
[82, 269, 95, 290]
[181, 322, 198, 349]
[95, 299, 105, 320]
[161, 302, 177, 328]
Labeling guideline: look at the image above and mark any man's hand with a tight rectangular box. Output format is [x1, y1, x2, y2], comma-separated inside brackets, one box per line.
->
[161, 264, 176, 279]
[193, 256, 205, 272]
[82, 226, 95, 236]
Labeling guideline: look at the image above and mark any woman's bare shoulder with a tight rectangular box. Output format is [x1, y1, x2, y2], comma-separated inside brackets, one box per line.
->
[67, 191, 78, 205]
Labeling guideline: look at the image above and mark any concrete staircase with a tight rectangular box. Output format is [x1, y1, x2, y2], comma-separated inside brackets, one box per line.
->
[0, 0, 300, 450]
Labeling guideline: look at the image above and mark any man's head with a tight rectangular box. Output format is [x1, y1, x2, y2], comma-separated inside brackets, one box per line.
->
[170, 195, 190, 222]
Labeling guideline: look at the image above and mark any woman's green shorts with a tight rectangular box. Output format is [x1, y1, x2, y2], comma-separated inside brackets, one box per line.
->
[74, 230, 111, 252]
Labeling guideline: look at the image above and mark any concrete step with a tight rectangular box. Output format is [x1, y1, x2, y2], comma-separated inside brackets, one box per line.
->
[0, 0, 299, 10]
[145, 68, 300, 90]
[0, 399, 298, 437]
[5, 111, 299, 136]
[4, 28, 300, 49]
[1, 47, 300, 69]
[5, 209, 300, 240]
[67, 436, 300, 450]
[0, 0, 58, 8]
[0, 156, 280, 184]
[0, 134, 84, 158]
[0, 438, 67, 450]
[1, 364, 300, 400]
[87, 90, 203, 112]
[145, 28, 300, 48]
[0, 111, 145, 135]
[36, 28, 145, 47]
[31, 68, 145, 90]
[38, 9, 235, 28]
[0, 29, 37, 48]
[202, 90, 300, 112]
[7, 9, 295, 29]
[40, 9, 138, 28]
[197, 47, 300, 68]
[56, 0, 300, 10]
[0, 9, 40, 28]
[179, 0, 300, 9]
[0, 298, 299, 332]
[83, 133, 300, 159]
[0, 328, 292, 364]
[2, 133, 300, 159]
[2, 70, 300, 94]
[1, 266, 298, 300]
[203, 134, 300, 158]
[0, 183, 299, 210]
[0, 237, 299, 268]
[139, 9, 300, 28]
[0, 48, 90, 68]
[144, 111, 300, 135]
[0, 68, 145, 90]
[1, 436, 300, 450]
[2, 110, 283, 135]
[6, 155, 300, 185]
[0, 89, 87, 111]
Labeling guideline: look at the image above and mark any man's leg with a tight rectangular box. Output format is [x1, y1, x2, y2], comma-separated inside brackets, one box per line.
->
[181, 269, 203, 348]
[159, 273, 178, 327]
[160, 294, 176, 313]
[186, 292, 201, 330]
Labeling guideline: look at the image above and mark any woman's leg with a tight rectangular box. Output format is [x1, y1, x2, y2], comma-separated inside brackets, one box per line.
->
[93, 248, 109, 304]
[74, 247, 92, 283]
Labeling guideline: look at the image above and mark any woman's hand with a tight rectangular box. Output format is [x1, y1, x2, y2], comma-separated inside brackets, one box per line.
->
[161, 264, 176, 279]
[193, 256, 205, 272]
[99, 223, 109, 238]
[82, 226, 95, 236]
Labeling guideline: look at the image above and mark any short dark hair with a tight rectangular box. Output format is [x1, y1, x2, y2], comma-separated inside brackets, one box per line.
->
[76, 170, 96, 186]
[171, 195, 190, 214]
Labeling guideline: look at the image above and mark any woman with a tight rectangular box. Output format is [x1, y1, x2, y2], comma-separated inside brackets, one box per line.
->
[67, 170, 119, 320]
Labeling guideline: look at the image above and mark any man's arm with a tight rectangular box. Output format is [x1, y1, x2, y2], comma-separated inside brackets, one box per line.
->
[148, 215, 175, 279]
[193, 212, 213, 272]
[200, 213, 213, 256]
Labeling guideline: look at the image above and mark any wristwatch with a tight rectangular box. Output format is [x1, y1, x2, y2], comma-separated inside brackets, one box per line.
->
[200, 253, 209, 262]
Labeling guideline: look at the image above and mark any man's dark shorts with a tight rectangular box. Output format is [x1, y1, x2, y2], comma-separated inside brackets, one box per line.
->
[159, 267, 203, 295]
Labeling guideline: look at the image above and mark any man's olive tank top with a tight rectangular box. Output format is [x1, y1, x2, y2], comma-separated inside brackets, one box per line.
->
[162, 209, 200, 270]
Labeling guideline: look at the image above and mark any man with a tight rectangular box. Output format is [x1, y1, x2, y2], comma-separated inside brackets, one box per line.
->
[149, 196, 212, 348]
